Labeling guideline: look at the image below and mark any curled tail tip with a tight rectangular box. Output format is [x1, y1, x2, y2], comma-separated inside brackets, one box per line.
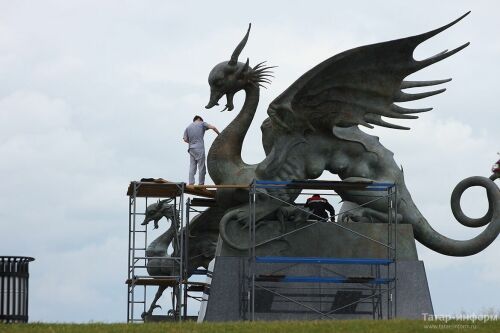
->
[416, 175, 500, 256]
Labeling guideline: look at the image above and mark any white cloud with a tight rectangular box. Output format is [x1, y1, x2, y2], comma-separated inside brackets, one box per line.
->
[30, 236, 126, 322]
[0, 92, 71, 139]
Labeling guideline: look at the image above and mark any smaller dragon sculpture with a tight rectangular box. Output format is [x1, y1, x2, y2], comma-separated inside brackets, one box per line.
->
[140, 200, 222, 318]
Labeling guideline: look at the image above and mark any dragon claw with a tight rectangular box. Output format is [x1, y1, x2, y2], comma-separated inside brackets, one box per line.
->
[141, 304, 162, 320]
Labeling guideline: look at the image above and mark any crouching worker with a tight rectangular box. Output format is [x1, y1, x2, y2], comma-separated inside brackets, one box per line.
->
[304, 194, 335, 222]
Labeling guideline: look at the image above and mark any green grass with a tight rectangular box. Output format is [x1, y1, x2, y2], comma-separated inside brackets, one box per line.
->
[1, 320, 500, 333]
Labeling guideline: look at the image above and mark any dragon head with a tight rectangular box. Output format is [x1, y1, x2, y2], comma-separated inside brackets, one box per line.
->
[206, 23, 274, 112]
[141, 199, 174, 229]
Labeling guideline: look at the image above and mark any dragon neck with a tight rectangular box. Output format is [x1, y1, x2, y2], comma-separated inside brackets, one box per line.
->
[207, 85, 260, 184]
[146, 226, 175, 257]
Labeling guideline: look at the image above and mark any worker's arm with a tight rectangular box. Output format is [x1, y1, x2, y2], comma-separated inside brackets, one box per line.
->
[183, 128, 189, 143]
[206, 123, 220, 135]
[304, 199, 310, 209]
[326, 202, 336, 220]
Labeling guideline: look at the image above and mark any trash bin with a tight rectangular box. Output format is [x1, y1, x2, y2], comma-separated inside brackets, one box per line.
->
[0, 256, 35, 323]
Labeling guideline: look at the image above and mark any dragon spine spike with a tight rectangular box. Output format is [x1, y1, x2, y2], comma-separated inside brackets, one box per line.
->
[415, 43, 470, 71]
[255, 72, 274, 78]
[394, 88, 446, 102]
[254, 69, 275, 77]
[253, 61, 267, 69]
[391, 105, 433, 114]
[358, 119, 375, 129]
[364, 114, 411, 130]
[420, 49, 449, 61]
[258, 74, 275, 79]
[385, 112, 419, 120]
[401, 78, 452, 89]
[254, 68, 273, 73]
[250, 64, 277, 86]
[229, 23, 251, 65]
[354, 101, 418, 120]
[412, 11, 471, 44]
[254, 66, 275, 71]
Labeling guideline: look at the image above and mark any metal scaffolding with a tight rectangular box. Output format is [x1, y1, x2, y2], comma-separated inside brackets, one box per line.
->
[126, 181, 186, 323]
[126, 179, 398, 322]
[247, 179, 398, 320]
[125, 180, 216, 323]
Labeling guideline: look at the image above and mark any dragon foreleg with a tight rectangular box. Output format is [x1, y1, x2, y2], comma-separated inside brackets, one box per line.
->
[141, 285, 167, 319]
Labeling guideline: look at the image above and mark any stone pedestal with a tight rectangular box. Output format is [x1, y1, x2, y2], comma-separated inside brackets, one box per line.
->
[200, 222, 433, 321]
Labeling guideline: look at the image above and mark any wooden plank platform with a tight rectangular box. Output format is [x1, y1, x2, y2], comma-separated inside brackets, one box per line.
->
[125, 279, 209, 288]
[126, 180, 216, 198]
[125, 278, 178, 287]
[126, 180, 253, 199]
[126, 179, 391, 199]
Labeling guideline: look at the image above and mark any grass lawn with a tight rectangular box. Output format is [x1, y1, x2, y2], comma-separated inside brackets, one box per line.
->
[1, 320, 500, 333]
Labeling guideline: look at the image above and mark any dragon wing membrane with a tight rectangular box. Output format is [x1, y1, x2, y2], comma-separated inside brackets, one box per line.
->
[268, 12, 470, 132]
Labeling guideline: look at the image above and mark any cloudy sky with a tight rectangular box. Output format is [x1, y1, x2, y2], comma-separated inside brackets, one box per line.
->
[1, 0, 498, 322]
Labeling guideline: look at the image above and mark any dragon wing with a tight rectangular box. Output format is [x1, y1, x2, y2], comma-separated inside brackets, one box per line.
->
[267, 12, 470, 132]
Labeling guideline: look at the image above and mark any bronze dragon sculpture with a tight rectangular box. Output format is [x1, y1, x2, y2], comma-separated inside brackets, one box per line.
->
[204, 12, 500, 256]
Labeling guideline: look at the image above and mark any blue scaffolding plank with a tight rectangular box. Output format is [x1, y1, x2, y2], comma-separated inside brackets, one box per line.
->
[364, 185, 396, 191]
[189, 269, 209, 275]
[255, 256, 394, 265]
[253, 179, 395, 190]
[254, 180, 291, 185]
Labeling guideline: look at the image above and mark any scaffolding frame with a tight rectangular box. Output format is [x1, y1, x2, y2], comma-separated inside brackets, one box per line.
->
[247, 179, 398, 320]
[126, 181, 218, 323]
[126, 181, 186, 323]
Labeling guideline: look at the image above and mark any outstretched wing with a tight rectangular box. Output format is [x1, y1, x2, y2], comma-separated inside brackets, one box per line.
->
[267, 12, 470, 131]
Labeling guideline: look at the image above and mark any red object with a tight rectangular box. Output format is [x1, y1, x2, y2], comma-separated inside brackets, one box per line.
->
[492, 159, 500, 173]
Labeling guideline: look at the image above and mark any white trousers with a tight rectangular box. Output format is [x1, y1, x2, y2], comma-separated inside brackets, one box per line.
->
[188, 148, 206, 185]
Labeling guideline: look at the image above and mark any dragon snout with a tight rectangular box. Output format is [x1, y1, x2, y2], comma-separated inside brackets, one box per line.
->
[206, 88, 223, 109]
[205, 100, 219, 109]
